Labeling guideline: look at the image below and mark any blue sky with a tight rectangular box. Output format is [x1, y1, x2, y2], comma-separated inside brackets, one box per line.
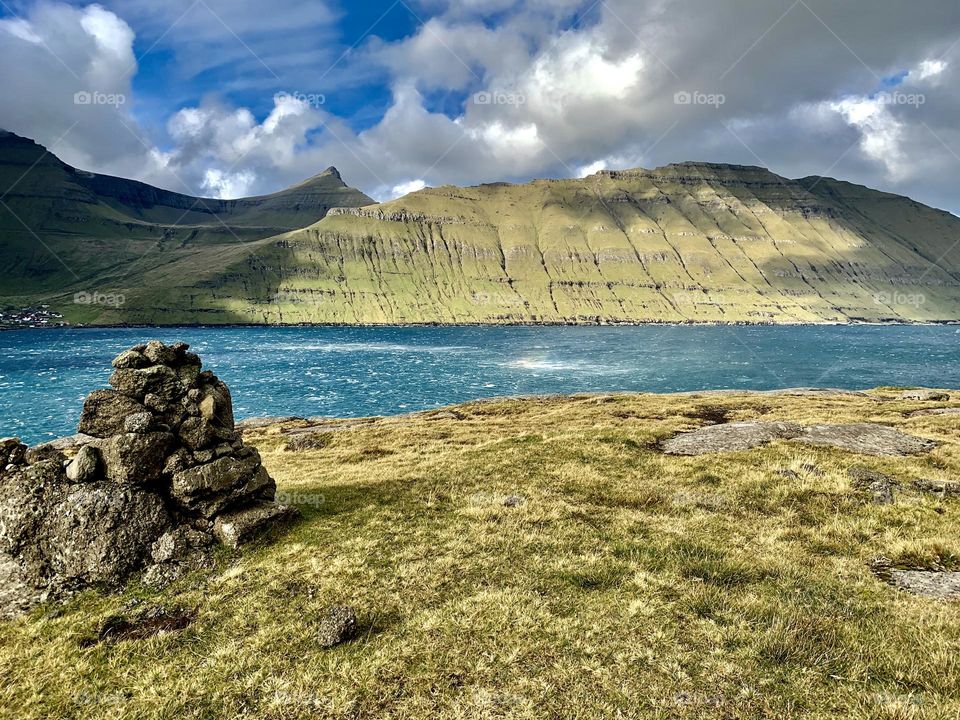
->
[1, 0, 959, 212]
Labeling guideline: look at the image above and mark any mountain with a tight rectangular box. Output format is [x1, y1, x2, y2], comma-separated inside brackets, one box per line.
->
[0, 130, 373, 308]
[2, 132, 959, 325]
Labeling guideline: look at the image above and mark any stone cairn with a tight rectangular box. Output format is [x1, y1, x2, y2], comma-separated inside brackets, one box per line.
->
[0, 341, 296, 616]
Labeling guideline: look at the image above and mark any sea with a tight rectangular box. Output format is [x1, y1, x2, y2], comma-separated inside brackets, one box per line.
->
[1, 325, 957, 444]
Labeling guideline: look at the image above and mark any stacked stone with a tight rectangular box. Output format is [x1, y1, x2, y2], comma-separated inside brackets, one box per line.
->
[0, 341, 296, 617]
[81, 340, 279, 521]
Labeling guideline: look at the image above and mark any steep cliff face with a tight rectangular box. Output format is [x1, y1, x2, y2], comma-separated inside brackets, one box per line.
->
[101, 162, 960, 325]
[3, 132, 958, 325]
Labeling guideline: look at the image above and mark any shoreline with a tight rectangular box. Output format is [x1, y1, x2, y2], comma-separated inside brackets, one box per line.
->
[4, 319, 960, 332]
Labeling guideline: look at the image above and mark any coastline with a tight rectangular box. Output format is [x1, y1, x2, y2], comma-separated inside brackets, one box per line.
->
[4, 318, 960, 331]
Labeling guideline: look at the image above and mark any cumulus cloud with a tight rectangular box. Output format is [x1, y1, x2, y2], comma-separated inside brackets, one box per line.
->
[0, 2, 167, 181]
[2, 0, 960, 213]
[390, 179, 427, 199]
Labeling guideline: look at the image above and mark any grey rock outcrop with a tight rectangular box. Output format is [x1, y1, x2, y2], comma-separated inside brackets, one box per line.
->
[0, 341, 297, 618]
[661, 422, 803, 455]
[796, 424, 936, 456]
[890, 571, 960, 600]
[661, 421, 936, 457]
[899, 389, 950, 402]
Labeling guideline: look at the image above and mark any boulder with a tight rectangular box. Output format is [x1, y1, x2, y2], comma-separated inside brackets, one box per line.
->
[907, 407, 960, 418]
[178, 416, 234, 451]
[151, 526, 213, 564]
[111, 350, 150, 369]
[65, 444, 100, 483]
[913, 478, 960, 497]
[213, 502, 298, 549]
[95, 432, 174, 486]
[41, 484, 170, 587]
[0, 464, 64, 577]
[0, 437, 26, 466]
[78, 390, 148, 438]
[143, 340, 179, 365]
[109, 365, 183, 403]
[662, 421, 936, 457]
[163, 448, 194, 475]
[123, 412, 154, 434]
[890, 571, 960, 600]
[848, 467, 898, 504]
[197, 379, 234, 430]
[171, 453, 275, 517]
[316, 605, 358, 648]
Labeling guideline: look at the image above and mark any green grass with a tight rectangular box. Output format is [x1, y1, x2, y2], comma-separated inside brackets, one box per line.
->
[2, 389, 960, 718]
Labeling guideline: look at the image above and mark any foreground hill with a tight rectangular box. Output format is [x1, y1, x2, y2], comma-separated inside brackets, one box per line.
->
[3, 132, 960, 325]
[2, 389, 959, 717]
[0, 131, 373, 311]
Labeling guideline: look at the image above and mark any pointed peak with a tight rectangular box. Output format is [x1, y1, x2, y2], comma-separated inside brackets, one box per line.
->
[322, 166, 342, 180]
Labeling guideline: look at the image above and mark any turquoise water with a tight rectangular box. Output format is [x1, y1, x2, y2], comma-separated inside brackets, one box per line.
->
[1, 325, 957, 444]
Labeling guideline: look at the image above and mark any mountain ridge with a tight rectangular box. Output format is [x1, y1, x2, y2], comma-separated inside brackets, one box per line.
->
[0, 131, 373, 306]
[1, 132, 959, 325]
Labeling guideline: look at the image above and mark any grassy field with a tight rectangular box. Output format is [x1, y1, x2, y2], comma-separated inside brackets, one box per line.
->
[2, 389, 960, 718]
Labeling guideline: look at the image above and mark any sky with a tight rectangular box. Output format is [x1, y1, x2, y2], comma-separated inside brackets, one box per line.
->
[0, 0, 958, 212]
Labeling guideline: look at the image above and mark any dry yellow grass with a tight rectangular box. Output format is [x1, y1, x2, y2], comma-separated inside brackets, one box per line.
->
[1, 389, 959, 719]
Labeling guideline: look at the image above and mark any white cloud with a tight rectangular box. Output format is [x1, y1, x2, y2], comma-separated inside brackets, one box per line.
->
[202, 168, 257, 198]
[390, 179, 427, 198]
[526, 33, 644, 104]
[831, 97, 909, 181]
[1, 17, 41, 43]
[914, 59, 947, 81]
[578, 160, 607, 177]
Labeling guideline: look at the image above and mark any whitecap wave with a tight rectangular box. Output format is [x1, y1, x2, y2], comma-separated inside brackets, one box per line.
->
[503, 357, 628, 374]
[269, 343, 473, 354]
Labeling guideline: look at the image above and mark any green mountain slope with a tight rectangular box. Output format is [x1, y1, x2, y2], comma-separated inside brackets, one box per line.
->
[98, 163, 960, 325]
[0, 130, 373, 307]
[2, 131, 959, 325]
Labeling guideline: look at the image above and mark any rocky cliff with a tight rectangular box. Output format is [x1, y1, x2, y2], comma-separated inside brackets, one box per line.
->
[3, 131, 960, 324]
[68, 163, 960, 325]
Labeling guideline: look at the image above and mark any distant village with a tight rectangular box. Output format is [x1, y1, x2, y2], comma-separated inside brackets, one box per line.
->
[0, 306, 68, 329]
